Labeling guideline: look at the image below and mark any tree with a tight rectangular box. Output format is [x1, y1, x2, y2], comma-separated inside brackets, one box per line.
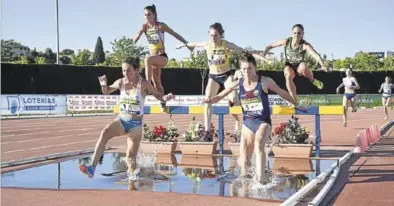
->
[60, 49, 75, 56]
[60, 56, 72, 64]
[110, 36, 148, 67]
[71, 49, 92, 65]
[93, 36, 105, 64]
[1, 39, 24, 62]
[166, 58, 180, 68]
[43, 48, 56, 64]
[36, 57, 47, 64]
[182, 50, 208, 69]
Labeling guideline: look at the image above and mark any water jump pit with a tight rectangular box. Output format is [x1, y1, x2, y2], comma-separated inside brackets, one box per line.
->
[1, 152, 336, 201]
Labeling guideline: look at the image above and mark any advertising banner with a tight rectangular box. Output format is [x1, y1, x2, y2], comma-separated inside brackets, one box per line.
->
[1, 94, 67, 116]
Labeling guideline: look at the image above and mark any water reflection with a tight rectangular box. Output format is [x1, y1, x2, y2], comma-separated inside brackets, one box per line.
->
[1, 152, 334, 201]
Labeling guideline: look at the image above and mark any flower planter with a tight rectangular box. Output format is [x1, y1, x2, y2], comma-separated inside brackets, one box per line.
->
[156, 154, 178, 176]
[139, 141, 177, 154]
[179, 155, 218, 171]
[179, 141, 218, 155]
[228, 142, 240, 155]
[272, 144, 313, 158]
[272, 158, 313, 175]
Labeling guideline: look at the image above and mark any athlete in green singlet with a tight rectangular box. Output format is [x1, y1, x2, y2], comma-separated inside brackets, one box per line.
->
[261, 24, 327, 102]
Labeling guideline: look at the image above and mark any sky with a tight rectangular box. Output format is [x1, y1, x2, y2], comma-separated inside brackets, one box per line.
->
[1, 0, 394, 60]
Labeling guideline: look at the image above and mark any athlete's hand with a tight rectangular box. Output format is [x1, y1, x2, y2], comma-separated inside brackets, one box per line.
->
[98, 75, 107, 86]
[203, 96, 221, 104]
[175, 44, 186, 49]
[163, 93, 176, 101]
[321, 65, 328, 72]
[186, 45, 194, 52]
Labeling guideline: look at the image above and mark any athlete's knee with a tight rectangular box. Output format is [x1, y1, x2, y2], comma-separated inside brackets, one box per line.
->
[284, 67, 295, 79]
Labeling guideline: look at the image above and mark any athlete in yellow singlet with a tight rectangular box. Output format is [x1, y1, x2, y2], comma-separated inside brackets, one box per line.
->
[134, 4, 192, 109]
[177, 23, 248, 141]
[79, 57, 175, 179]
[261, 24, 327, 103]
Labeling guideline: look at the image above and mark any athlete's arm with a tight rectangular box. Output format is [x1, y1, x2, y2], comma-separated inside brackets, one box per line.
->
[351, 77, 360, 90]
[224, 40, 244, 52]
[133, 24, 145, 44]
[379, 83, 384, 93]
[143, 79, 174, 101]
[161, 23, 188, 44]
[264, 77, 298, 107]
[336, 82, 344, 94]
[204, 81, 239, 104]
[101, 79, 121, 95]
[304, 43, 325, 67]
[176, 42, 207, 49]
[261, 38, 287, 56]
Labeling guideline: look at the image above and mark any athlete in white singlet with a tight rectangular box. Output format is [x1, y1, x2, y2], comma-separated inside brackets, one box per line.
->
[79, 57, 175, 179]
[379, 76, 394, 119]
[336, 68, 360, 127]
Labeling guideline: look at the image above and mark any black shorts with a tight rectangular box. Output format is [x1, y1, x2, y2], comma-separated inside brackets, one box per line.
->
[159, 53, 168, 59]
[285, 61, 305, 74]
[208, 70, 235, 86]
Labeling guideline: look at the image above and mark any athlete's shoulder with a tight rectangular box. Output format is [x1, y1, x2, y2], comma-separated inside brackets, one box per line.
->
[302, 39, 311, 46]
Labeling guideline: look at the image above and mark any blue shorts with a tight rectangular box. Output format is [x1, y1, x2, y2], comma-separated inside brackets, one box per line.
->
[243, 118, 272, 133]
[344, 93, 356, 100]
[118, 116, 142, 133]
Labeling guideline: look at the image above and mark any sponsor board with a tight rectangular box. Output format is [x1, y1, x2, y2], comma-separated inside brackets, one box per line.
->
[1, 94, 67, 115]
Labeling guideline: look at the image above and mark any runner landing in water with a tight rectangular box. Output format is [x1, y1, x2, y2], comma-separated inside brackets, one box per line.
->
[203, 51, 300, 184]
[133, 4, 192, 110]
[260, 24, 327, 103]
[79, 57, 175, 179]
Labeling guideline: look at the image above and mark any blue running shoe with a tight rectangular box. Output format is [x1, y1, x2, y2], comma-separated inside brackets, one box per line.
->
[79, 164, 95, 178]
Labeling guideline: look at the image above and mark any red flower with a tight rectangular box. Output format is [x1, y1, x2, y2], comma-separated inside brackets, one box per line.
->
[280, 123, 286, 128]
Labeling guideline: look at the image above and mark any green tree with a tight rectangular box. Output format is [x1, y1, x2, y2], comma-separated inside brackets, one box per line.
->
[1, 39, 24, 62]
[166, 58, 180, 68]
[18, 56, 29, 64]
[71, 49, 92, 65]
[44, 48, 56, 64]
[183, 50, 208, 69]
[36, 57, 47, 64]
[382, 56, 394, 71]
[60, 49, 75, 56]
[60, 56, 72, 64]
[110, 36, 148, 67]
[93, 36, 105, 64]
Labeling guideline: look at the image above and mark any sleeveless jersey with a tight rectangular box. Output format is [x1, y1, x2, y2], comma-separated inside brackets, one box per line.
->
[238, 77, 270, 121]
[284, 37, 306, 64]
[343, 77, 356, 94]
[382, 83, 393, 97]
[118, 78, 145, 116]
[144, 23, 165, 51]
[206, 40, 230, 71]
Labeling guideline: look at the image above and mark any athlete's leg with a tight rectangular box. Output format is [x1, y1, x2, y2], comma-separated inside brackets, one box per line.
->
[203, 78, 220, 139]
[284, 66, 297, 101]
[342, 96, 349, 127]
[125, 126, 143, 178]
[349, 96, 357, 112]
[239, 125, 255, 178]
[144, 55, 168, 86]
[254, 122, 272, 184]
[80, 118, 124, 177]
[384, 97, 391, 119]
[297, 62, 323, 89]
[224, 75, 241, 135]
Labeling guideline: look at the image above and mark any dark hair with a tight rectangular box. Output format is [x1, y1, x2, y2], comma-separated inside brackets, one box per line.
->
[292, 24, 304, 32]
[239, 51, 256, 67]
[144, 4, 158, 21]
[209, 22, 225, 38]
[122, 57, 140, 70]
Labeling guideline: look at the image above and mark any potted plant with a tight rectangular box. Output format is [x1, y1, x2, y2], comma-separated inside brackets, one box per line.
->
[270, 115, 314, 158]
[178, 117, 218, 155]
[140, 115, 179, 154]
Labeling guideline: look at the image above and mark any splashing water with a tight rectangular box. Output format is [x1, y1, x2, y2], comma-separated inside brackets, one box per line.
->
[119, 150, 157, 181]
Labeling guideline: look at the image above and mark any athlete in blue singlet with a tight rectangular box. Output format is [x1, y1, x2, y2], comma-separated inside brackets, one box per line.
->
[79, 57, 175, 179]
[379, 76, 394, 119]
[336, 68, 360, 127]
[204, 51, 299, 184]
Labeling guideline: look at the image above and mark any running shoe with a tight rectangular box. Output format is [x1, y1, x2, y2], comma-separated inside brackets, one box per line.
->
[312, 79, 324, 89]
[79, 164, 95, 178]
